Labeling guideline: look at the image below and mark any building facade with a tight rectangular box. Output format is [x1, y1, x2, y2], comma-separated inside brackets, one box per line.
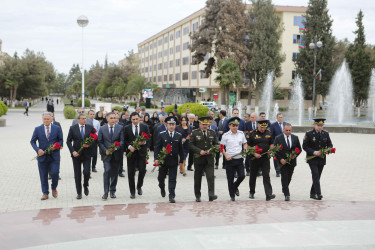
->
[137, 5, 308, 106]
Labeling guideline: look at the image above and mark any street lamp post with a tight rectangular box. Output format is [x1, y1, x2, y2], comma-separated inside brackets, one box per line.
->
[309, 36, 322, 114]
[77, 15, 89, 108]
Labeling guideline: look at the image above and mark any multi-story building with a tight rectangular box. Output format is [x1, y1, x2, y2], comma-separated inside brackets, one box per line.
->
[137, 5, 308, 106]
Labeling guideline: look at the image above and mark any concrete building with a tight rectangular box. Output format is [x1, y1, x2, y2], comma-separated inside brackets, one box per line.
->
[137, 5, 308, 106]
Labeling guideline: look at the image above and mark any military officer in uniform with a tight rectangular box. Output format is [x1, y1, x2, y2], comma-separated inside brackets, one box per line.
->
[221, 117, 248, 201]
[189, 117, 218, 202]
[302, 118, 333, 200]
[247, 120, 276, 201]
[154, 116, 184, 203]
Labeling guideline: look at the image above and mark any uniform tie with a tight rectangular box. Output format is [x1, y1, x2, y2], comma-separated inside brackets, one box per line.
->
[203, 131, 207, 140]
[170, 132, 173, 138]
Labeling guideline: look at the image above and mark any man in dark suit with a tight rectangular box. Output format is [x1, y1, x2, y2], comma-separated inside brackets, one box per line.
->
[30, 112, 63, 200]
[49, 112, 63, 180]
[274, 123, 302, 201]
[66, 113, 96, 199]
[270, 113, 286, 177]
[216, 110, 227, 169]
[187, 114, 199, 171]
[46, 100, 54, 113]
[154, 116, 184, 203]
[124, 112, 150, 199]
[98, 112, 124, 200]
[222, 108, 246, 133]
[303, 118, 333, 200]
[244, 112, 258, 175]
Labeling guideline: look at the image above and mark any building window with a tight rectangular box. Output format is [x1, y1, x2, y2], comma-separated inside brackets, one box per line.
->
[200, 72, 208, 79]
[176, 45, 180, 52]
[153, 76, 156, 82]
[169, 60, 173, 68]
[292, 70, 296, 80]
[176, 30, 181, 38]
[183, 42, 189, 50]
[145, 67, 148, 72]
[149, 77, 152, 82]
[154, 65, 157, 71]
[176, 58, 180, 66]
[149, 66, 152, 71]
[150, 55, 153, 60]
[294, 16, 306, 27]
[183, 26, 190, 35]
[192, 22, 198, 32]
[164, 49, 168, 56]
[292, 52, 300, 59]
[175, 73, 180, 80]
[192, 71, 197, 79]
[158, 52, 162, 58]
[153, 41, 157, 48]
[164, 75, 167, 81]
[170, 34, 174, 41]
[169, 74, 173, 81]
[182, 72, 189, 80]
[293, 34, 303, 44]
[141, 68, 144, 73]
[182, 57, 189, 65]
[158, 75, 162, 82]
[150, 44, 153, 49]
[170, 47, 174, 55]
[158, 63, 162, 70]
[164, 62, 168, 69]
[158, 39, 163, 46]
[164, 36, 168, 43]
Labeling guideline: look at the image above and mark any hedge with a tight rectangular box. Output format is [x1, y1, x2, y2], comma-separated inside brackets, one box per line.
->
[111, 106, 123, 112]
[0, 101, 8, 117]
[64, 105, 76, 119]
[77, 98, 91, 107]
[166, 103, 209, 118]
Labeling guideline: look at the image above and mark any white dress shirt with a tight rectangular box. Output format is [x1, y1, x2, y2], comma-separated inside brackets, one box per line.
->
[108, 124, 116, 133]
[221, 130, 247, 159]
[132, 123, 140, 136]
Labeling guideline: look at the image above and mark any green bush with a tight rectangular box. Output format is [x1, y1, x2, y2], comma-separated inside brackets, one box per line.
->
[111, 106, 123, 112]
[0, 101, 8, 117]
[64, 105, 76, 119]
[77, 98, 91, 107]
[166, 103, 209, 118]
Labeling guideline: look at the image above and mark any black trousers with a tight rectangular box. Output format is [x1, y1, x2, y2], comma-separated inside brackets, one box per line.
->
[127, 156, 146, 195]
[91, 141, 98, 169]
[103, 157, 120, 194]
[158, 164, 178, 199]
[118, 150, 124, 174]
[245, 156, 250, 173]
[226, 158, 245, 198]
[309, 162, 325, 195]
[72, 157, 91, 195]
[249, 157, 273, 196]
[273, 159, 281, 174]
[280, 164, 295, 196]
[194, 162, 215, 198]
[187, 149, 194, 169]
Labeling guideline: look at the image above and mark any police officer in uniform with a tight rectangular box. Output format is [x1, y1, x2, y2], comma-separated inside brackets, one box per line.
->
[302, 118, 333, 200]
[154, 116, 184, 203]
[247, 120, 276, 201]
[189, 117, 218, 202]
[221, 117, 248, 201]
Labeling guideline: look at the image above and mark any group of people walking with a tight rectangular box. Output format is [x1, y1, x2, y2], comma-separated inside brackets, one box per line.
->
[30, 104, 333, 203]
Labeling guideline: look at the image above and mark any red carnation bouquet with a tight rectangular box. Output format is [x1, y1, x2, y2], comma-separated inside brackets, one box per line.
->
[232, 145, 262, 158]
[126, 132, 149, 158]
[152, 144, 172, 172]
[306, 147, 336, 162]
[77, 133, 98, 154]
[277, 147, 301, 170]
[103, 141, 121, 160]
[32, 142, 61, 160]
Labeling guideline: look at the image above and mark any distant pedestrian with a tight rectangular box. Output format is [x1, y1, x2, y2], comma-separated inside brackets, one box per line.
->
[24, 99, 29, 116]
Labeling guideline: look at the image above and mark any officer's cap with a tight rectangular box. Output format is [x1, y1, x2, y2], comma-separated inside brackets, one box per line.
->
[313, 118, 326, 126]
[165, 116, 177, 124]
[257, 119, 269, 128]
[228, 117, 241, 125]
[198, 117, 210, 125]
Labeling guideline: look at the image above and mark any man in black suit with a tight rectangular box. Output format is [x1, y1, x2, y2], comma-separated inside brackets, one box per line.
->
[274, 123, 302, 201]
[244, 112, 258, 175]
[187, 113, 199, 171]
[98, 112, 124, 200]
[270, 113, 286, 177]
[66, 114, 96, 199]
[154, 116, 184, 203]
[216, 110, 227, 169]
[49, 112, 63, 180]
[124, 112, 150, 199]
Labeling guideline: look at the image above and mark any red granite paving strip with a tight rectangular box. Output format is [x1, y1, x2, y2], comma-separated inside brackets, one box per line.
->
[1, 201, 374, 249]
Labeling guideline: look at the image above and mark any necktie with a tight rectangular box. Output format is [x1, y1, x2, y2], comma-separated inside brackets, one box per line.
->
[135, 125, 138, 136]
[81, 126, 84, 139]
[286, 136, 290, 149]
[110, 126, 113, 140]
[170, 132, 173, 138]
[46, 126, 50, 140]
[203, 131, 207, 140]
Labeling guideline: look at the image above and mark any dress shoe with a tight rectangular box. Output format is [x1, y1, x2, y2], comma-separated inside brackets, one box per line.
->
[161, 189, 166, 197]
[246, 172, 250, 176]
[169, 197, 176, 203]
[285, 195, 290, 201]
[52, 189, 58, 198]
[195, 197, 201, 202]
[92, 168, 97, 173]
[188, 168, 193, 171]
[110, 193, 116, 199]
[183, 173, 187, 176]
[59, 176, 61, 180]
[235, 189, 240, 196]
[310, 194, 319, 200]
[214, 165, 218, 169]
[119, 173, 125, 177]
[249, 193, 255, 199]
[230, 196, 235, 201]
[209, 195, 218, 201]
[76, 194, 82, 199]
[84, 187, 89, 196]
[266, 194, 276, 201]
[137, 188, 143, 195]
[102, 193, 108, 200]
[130, 194, 136, 199]
[276, 173, 280, 177]
[222, 166, 226, 169]
[317, 195, 323, 200]
[41, 194, 49, 200]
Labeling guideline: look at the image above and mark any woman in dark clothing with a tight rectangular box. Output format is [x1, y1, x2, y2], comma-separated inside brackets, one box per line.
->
[144, 114, 154, 150]
[151, 111, 159, 124]
[176, 116, 192, 176]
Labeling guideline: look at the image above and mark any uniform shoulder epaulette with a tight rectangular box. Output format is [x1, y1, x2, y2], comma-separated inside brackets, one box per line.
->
[175, 131, 182, 136]
[322, 129, 329, 133]
[160, 131, 166, 134]
[238, 130, 244, 134]
[223, 131, 231, 136]
[192, 128, 199, 132]
[307, 129, 313, 133]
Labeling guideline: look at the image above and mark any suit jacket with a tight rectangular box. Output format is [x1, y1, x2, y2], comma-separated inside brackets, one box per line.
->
[208, 124, 219, 140]
[271, 121, 286, 143]
[66, 124, 95, 159]
[154, 130, 184, 166]
[98, 124, 124, 161]
[302, 129, 333, 165]
[189, 128, 218, 165]
[30, 124, 63, 163]
[274, 134, 301, 167]
[52, 121, 63, 137]
[124, 123, 150, 158]
[223, 118, 246, 133]
[245, 121, 258, 132]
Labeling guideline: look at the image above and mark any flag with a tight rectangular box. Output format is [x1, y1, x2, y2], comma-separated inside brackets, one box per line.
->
[298, 44, 305, 49]
[315, 69, 322, 80]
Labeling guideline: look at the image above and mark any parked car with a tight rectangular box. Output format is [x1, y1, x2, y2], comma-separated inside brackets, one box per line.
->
[200, 101, 218, 111]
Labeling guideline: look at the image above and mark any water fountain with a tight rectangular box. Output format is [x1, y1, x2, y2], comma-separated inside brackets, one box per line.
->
[260, 72, 274, 119]
[289, 76, 304, 126]
[368, 69, 375, 122]
[273, 103, 279, 122]
[327, 60, 354, 124]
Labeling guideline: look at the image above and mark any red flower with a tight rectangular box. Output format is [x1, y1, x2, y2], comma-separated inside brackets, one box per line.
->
[247, 131, 249, 133]
[166, 144, 172, 154]
[279, 145, 283, 149]
[255, 145, 259, 151]
[220, 144, 225, 152]
[295, 147, 301, 154]
[93, 128, 97, 133]
[54, 142, 61, 149]
[331, 148, 336, 154]
[146, 161, 148, 164]
[90, 133, 98, 140]
[114, 141, 121, 147]
[141, 132, 150, 139]
[274, 157, 277, 161]
[258, 148, 263, 153]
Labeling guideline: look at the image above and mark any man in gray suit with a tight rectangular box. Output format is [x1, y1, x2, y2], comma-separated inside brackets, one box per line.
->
[98, 112, 124, 200]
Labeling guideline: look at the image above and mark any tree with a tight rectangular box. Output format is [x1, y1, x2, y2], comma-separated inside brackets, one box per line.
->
[246, 0, 285, 105]
[332, 38, 350, 70]
[295, 0, 335, 100]
[126, 75, 149, 104]
[86, 61, 104, 96]
[214, 59, 241, 107]
[345, 10, 372, 107]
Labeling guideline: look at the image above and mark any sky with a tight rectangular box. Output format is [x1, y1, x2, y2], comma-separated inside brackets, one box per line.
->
[0, 0, 374, 74]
